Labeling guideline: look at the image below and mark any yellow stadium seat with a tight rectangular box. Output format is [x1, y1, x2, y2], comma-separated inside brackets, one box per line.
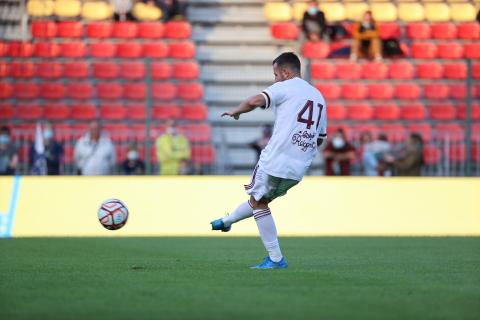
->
[450, 3, 476, 22]
[27, 0, 54, 17]
[82, 1, 113, 21]
[264, 2, 292, 22]
[319, 3, 345, 22]
[398, 3, 425, 22]
[54, 0, 81, 18]
[345, 2, 369, 21]
[292, 2, 308, 21]
[132, 3, 162, 22]
[371, 3, 397, 22]
[424, 3, 450, 22]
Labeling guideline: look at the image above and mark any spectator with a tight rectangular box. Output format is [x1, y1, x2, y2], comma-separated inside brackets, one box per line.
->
[323, 128, 356, 176]
[359, 132, 392, 176]
[29, 123, 63, 175]
[0, 126, 18, 175]
[74, 121, 116, 175]
[302, 0, 326, 42]
[111, 0, 135, 21]
[156, 120, 191, 175]
[141, 0, 187, 21]
[250, 124, 272, 161]
[350, 10, 382, 61]
[122, 144, 145, 175]
[385, 133, 424, 176]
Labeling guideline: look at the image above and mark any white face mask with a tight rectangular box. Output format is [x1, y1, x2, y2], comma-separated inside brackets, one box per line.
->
[43, 129, 54, 140]
[332, 137, 346, 149]
[127, 151, 138, 161]
[307, 7, 318, 15]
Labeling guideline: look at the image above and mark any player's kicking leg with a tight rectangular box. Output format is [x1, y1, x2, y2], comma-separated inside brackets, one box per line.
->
[210, 200, 254, 232]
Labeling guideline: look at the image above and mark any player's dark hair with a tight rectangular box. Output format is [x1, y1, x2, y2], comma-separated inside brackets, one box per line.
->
[272, 52, 301, 73]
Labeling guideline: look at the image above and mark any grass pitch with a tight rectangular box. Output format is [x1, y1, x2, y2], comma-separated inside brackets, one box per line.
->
[0, 237, 479, 320]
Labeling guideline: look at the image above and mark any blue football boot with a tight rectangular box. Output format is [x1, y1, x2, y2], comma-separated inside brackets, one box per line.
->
[210, 218, 231, 232]
[250, 256, 288, 269]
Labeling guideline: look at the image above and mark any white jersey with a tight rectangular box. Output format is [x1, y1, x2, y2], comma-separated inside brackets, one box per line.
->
[259, 77, 327, 181]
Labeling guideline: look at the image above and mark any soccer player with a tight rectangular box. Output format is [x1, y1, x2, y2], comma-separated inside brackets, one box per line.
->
[211, 52, 327, 269]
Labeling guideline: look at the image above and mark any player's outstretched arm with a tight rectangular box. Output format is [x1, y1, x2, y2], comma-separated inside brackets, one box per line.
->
[221, 94, 265, 120]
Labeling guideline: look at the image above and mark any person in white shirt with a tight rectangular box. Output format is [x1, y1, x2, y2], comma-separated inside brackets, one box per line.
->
[211, 52, 327, 269]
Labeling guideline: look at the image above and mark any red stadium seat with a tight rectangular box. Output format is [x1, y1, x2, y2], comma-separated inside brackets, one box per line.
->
[151, 62, 172, 80]
[458, 104, 480, 120]
[423, 145, 440, 165]
[449, 144, 466, 163]
[138, 22, 164, 39]
[430, 23, 457, 39]
[368, 83, 394, 99]
[473, 63, 480, 79]
[30, 21, 57, 38]
[346, 104, 372, 120]
[472, 124, 480, 143]
[429, 103, 456, 120]
[14, 82, 39, 99]
[388, 61, 414, 79]
[172, 62, 199, 80]
[400, 103, 426, 120]
[93, 62, 119, 79]
[10, 62, 36, 78]
[449, 84, 466, 100]
[408, 123, 432, 141]
[336, 62, 361, 80]
[67, 82, 94, 99]
[169, 42, 195, 59]
[112, 22, 138, 38]
[0, 82, 13, 99]
[57, 21, 83, 38]
[361, 62, 387, 80]
[457, 23, 479, 40]
[435, 123, 464, 142]
[464, 43, 480, 59]
[443, 62, 466, 79]
[16, 104, 43, 120]
[34, 42, 61, 58]
[97, 83, 123, 100]
[378, 124, 406, 142]
[349, 124, 378, 140]
[180, 104, 208, 120]
[41, 83, 66, 100]
[64, 62, 89, 79]
[270, 23, 299, 40]
[124, 82, 147, 100]
[117, 42, 142, 58]
[342, 83, 368, 100]
[178, 83, 203, 101]
[143, 42, 169, 58]
[0, 104, 14, 119]
[410, 42, 437, 59]
[311, 62, 335, 79]
[90, 42, 117, 58]
[301, 41, 329, 59]
[120, 62, 145, 80]
[44, 104, 70, 120]
[164, 21, 191, 39]
[437, 42, 463, 59]
[100, 104, 127, 120]
[60, 42, 86, 58]
[378, 23, 400, 39]
[104, 123, 130, 142]
[416, 62, 443, 79]
[0, 42, 6, 56]
[37, 62, 63, 79]
[7, 42, 34, 57]
[152, 104, 180, 119]
[326, 104, 345, 120]
[406, 23, 430, 39]
[151, 83, 177, 100]
[0, 62, 8, 77]
[86, 23, 113, 38]
[126, 104, 146, 120]
[374, 104, 399, 120]
[315, 83, 340, 99]
[424, 84, 449, 99]
[191, 144, 215, 165]
[178, 124, 211, 143]
[71, 104, 97, 120]
[394, 83, 421, 100]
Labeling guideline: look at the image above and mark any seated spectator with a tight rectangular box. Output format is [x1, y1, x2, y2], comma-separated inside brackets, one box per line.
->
[141, 0, 187, 21]
[0, 126, 18, 175]
[156, 120, 191, 175]
[359, 132, 392, 176]
[302, 0, 327, 42]
[122, 144, 145, 175]
[29, 123, 63, 175]
[350, 10, 382, 61]
[323, 128, 356, 176]
[250, 124, 272, 161]
[385, 133, 424, 176]
[74, 121, 116, 175]
[112, 0, 135, 21]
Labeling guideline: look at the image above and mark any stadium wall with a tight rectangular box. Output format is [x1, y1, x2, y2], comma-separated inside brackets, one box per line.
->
[0, 177, 479, 237]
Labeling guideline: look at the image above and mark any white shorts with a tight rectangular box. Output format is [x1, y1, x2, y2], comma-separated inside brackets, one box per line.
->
[244, 164, 299, 202]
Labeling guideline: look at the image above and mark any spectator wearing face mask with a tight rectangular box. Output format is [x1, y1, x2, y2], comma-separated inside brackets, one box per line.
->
[350, 10, 382, 61]
[156, 119, 191, 175]
[0, 126, 18, 175]
[323, 128, 356, 176]
[29, 123, 64, 175]
[302, 0, 327, 42]
[122, 144, 145, 175]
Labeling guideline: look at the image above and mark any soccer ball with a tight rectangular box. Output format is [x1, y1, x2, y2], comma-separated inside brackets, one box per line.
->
[98, 199, 129, 230]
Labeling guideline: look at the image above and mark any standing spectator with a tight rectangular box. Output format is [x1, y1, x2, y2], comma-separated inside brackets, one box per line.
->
[0, 126, 18, 175]
[359, 132, 392, 176]
[74, 121, 116, 175]
[156, 120, 191, 175]
[29, 123, 63, 175]
[385, 133, 424, 176]
[122, 144, 145, 175]
[350, 10, 382, 61]
[323, 128, 356, 176]
[302, 0, 326, 42]
[250, 124, 272, 161]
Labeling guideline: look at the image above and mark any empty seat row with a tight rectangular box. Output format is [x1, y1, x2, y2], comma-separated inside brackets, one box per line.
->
[0, 41, 195, 59]
[265, 2, 476, 23]
[0, 61, 199, 80]
[30, 21, 191, 40]
[0, 81, 204, 101]
[311, 61, 480, 80]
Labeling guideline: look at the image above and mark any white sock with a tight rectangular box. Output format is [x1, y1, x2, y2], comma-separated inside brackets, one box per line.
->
[222, 200, 253, 227]
[253, 208, 283, 263]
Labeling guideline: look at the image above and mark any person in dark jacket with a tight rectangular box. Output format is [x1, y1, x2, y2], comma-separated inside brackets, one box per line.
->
[385, 133, 424, 176]
[302, 0, 327, 41]
[29, 123, 63, 175]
